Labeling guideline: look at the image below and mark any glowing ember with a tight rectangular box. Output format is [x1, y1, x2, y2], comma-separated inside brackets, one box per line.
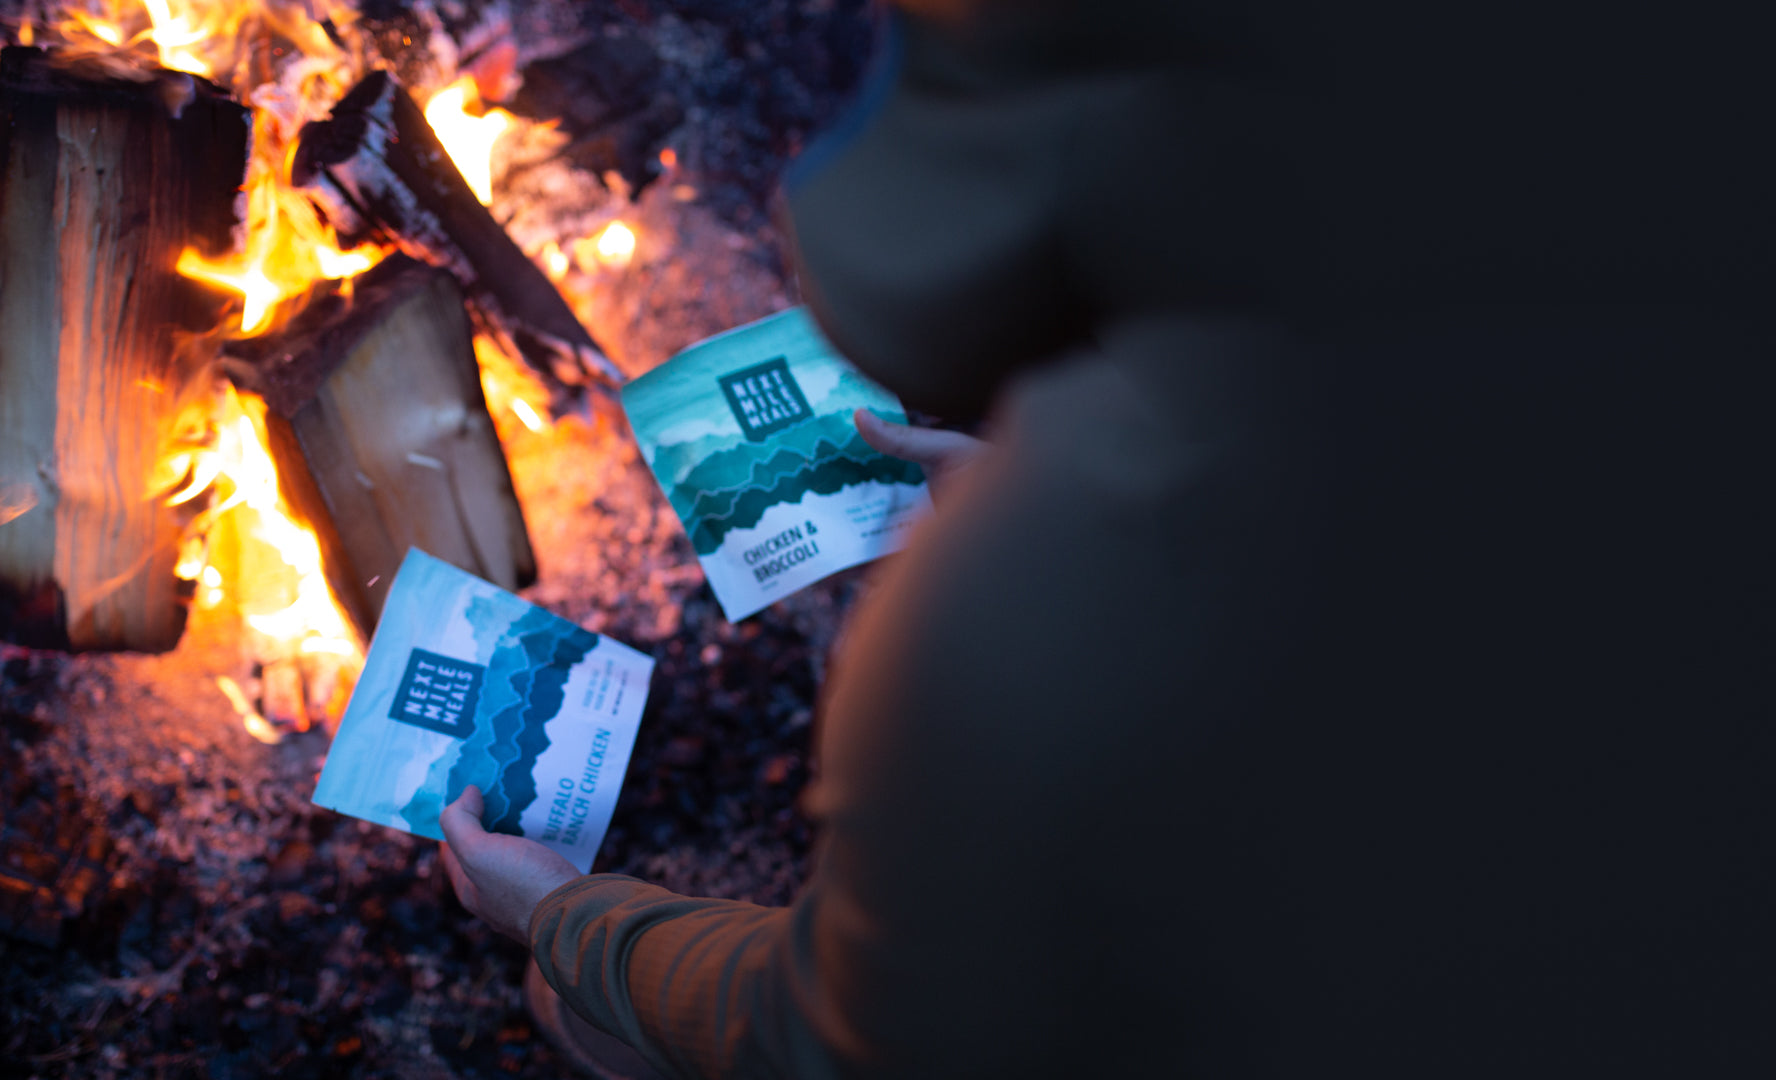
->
[216, 674, 283, 745]
[423, 76, 513, 206]
[577, 221, 637, 270]
[541, 240, 570, 281]
[596, 221, 637, 264]
[511, 398, 547, 433]
[200, 565, 223, 608]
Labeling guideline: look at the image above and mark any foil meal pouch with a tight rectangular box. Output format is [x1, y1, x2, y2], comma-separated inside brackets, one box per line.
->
[313, 550, 653, 871]
[622, 307, 933, 621]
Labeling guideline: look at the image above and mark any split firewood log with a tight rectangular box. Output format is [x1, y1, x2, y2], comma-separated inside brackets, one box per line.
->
[226, 254, 537, 637]
[290, 69, 622, 403]
[0, 47, 250, 652]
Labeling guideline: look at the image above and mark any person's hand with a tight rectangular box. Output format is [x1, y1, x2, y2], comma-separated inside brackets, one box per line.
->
[854, 409, 988, 498]
[439, 786, 581, 943]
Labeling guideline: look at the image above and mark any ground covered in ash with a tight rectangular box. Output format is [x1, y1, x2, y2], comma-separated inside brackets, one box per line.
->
[0, 2, 878, 1076]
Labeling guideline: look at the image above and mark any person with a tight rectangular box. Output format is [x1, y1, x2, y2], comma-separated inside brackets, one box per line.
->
[441, 1, 1775, 1076]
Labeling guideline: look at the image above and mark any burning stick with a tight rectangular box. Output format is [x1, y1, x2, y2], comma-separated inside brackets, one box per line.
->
[291, 70, 624, 403]
[226, 255, 537, 638]
[0, 46, 249, 652]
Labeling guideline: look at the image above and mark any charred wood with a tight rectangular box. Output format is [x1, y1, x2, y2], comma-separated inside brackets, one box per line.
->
[291, 69, 622, 404]
[0, 46, 250, 652]
[226, 255, 536, 638]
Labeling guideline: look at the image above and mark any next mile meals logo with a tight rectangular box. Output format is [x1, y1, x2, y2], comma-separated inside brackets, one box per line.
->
[719, 357, 811, 442]
[389, 648, 485, 739]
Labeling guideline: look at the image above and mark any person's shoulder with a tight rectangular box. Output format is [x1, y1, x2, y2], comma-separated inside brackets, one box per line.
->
[822, 317, 1313, 785]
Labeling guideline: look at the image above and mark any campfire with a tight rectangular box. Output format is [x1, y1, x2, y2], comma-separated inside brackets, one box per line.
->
[0, 0, 641, 743]
[2, 1, 863, 1072]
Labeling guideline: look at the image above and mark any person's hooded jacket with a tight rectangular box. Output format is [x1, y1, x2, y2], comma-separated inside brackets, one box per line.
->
[532, 1, 1775, 1076]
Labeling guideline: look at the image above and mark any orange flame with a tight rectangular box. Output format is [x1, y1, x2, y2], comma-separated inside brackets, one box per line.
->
[32, 3, 380, 337]
[39, 1, 586, 739]
[140, 0, 209, 75]
[39, 1, 376, 738]
[66, 11, 123, 47]
[177, 176, 382, 336]
[474, 335, 553, 436]
[165, 387, 359, 666]
[50, 1, 348, 83]
[423, 77, 513, 206]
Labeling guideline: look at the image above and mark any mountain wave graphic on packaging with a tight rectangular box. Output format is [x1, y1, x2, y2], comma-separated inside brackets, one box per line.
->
[682, 437, 924, 554]
[665, 413, 924, 554]
[399, 606, 598, 836]
[665, 410, 858, 517]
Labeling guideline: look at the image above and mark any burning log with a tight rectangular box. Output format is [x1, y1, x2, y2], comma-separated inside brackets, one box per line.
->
[0, 47, 250, 652]
[290, 69, 623, 402]
[227, 255, 537, 637]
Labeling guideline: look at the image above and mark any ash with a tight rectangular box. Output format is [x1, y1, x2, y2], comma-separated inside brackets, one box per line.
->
[0, 1, 877, 1076]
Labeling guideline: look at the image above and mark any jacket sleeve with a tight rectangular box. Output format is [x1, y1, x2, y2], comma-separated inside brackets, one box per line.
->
[529, 873, 848, 1080]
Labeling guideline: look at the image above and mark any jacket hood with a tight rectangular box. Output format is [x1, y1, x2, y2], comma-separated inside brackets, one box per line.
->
[784, 2, 1220, 417]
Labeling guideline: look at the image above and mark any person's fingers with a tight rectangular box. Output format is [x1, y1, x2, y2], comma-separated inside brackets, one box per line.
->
[438, 785, 487, 857]
[854, 409, 978, 468]
[852, 408, 898, 454]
